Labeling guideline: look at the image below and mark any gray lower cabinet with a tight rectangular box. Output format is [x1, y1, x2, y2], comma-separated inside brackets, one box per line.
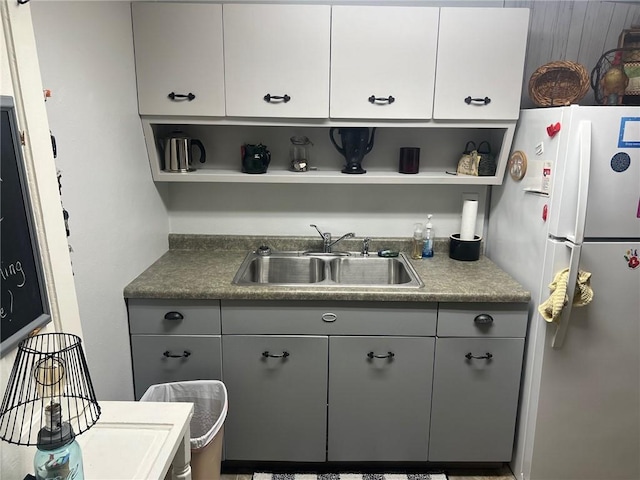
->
[328, 336, 434, 461]
[428, 303, 527, 462]
[220, 300, 438, 463]
[128, 299, 222, 400]
[128, 298, 528, 463]
[222, 335, 329, 462]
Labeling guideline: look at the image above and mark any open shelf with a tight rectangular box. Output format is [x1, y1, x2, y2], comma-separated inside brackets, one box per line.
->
[151, 168, 503, 185]
[140, 120, 516, 185]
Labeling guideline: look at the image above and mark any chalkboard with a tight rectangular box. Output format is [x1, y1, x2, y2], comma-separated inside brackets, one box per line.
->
[1, 96, 51, 357]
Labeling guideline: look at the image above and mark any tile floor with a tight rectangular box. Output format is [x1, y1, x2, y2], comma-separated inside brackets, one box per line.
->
[220, 466, 516, 480]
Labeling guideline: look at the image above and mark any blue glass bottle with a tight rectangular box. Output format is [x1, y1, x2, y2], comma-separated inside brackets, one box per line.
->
[34, 403, 84, 480]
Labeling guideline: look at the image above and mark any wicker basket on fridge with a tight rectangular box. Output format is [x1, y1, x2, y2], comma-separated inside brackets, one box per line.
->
[528, 61, 590, 107]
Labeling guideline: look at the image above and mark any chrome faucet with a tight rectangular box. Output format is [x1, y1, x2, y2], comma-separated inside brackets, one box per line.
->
[310, 224, 355, 253]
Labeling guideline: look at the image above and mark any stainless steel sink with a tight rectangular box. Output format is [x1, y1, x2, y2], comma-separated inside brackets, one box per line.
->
[329, 257, 415, 285]
[232, 251, 423, 288]
[232, 256, 326, 284]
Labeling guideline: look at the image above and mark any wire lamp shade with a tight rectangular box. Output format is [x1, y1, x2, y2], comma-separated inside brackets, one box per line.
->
[0, 333, 100, 447]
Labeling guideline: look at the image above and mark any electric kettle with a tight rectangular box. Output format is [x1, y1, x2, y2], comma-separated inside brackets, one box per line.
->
[160, 132, 206, 172]
[329, 127, 377, 174]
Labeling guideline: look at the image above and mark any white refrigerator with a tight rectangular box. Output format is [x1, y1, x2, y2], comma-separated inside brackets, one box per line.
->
[487, 106, 640, 480]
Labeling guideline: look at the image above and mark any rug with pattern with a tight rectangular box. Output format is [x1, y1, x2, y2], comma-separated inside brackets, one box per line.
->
[254, 473, 448, 480]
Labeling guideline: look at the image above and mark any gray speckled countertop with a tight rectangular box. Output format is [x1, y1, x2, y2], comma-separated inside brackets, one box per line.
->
[123, 235, 530, 303]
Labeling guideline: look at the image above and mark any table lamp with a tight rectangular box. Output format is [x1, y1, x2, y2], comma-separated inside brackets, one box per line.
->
[0, 333, 100, 479]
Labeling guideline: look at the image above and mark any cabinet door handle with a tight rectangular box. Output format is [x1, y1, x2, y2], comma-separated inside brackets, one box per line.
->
[367, 351, 395, 360]
[368, 95, 395, 104]
[262, 351, 290, 359]
[321, 312, 337, 322]
[465, 352, 493, 360]
[474, 314, 494, 325]
[168, 92, 196, 101]
[164, 311, 184, 321]
[263, 94, 291, 103]
[464, 96, 491, 105]
[163, 350, 191, 358]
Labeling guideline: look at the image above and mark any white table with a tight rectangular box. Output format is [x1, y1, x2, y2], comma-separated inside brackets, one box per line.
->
[76, 401, 194, 480]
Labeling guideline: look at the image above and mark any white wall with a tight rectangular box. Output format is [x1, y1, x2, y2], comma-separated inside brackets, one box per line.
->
[30, 1, 169, 401]
[168, 183, 487, 240]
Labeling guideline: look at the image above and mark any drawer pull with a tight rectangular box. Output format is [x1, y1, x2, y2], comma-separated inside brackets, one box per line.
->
[262, 351, 290, 359]
[368, 95, 395, 105]
[164, 311, 184, 321]
[168, 92, 195, 101]
[321, 312, 337, 322]
[263, 94, 291, 103]
[474, 314, 494, 325]
[464, 96, 491, 105]
[163, 350, 191, 359]
[465, 352, 493, 360]
[367, 351, 395, 360]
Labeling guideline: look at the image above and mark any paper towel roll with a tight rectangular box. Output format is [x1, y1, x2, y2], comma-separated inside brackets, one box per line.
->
[460, 199, 478, 241]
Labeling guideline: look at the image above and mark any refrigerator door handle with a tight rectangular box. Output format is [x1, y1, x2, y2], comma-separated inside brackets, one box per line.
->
[567, 121, 591, 244]
[552, 241, 582, 348]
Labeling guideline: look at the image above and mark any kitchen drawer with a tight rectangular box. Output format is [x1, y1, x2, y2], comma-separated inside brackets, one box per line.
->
[437, 303, 527, 338]
[221, 300, 437, 336]
[128, 299, 221, 335]
[131, 334, 222, 400]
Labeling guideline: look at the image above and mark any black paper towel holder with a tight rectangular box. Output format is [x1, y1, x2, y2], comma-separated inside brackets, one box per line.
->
[449, 234, 481, 261]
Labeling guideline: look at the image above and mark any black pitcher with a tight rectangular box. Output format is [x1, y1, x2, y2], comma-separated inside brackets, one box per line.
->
[329, 127, 376, 174]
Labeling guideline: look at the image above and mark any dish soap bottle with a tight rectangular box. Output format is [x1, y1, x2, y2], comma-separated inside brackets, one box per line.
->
[411, 222, 424, 260]
[422, 214, 434, 258]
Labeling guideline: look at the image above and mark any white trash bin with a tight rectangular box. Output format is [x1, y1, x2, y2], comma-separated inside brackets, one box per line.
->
[140, 380, 228, 480]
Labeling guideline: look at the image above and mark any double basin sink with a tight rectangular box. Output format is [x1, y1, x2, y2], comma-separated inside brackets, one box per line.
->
[232, 251, 424, 288]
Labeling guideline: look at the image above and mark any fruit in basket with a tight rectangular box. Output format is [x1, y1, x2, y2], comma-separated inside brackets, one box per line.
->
[601, 51, 629, 105]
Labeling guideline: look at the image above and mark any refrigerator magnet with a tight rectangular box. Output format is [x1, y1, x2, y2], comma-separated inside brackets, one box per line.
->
[508, 150, 527, 181]
[611, 152, 631, 173]
[546, 122, 561, 137]
[618, 117, 640, 148]
[624, 248, 639, 269]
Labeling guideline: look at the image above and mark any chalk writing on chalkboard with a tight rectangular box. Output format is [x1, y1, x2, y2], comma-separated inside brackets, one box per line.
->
[1, 96, 51, 357]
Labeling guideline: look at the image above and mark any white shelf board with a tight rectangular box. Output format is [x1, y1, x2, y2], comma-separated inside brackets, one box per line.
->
[151, 168, 502, 184]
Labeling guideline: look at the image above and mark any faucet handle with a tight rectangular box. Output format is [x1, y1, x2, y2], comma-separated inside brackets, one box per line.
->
[362, 237, 370, 256]
[310, 224, 330, 241]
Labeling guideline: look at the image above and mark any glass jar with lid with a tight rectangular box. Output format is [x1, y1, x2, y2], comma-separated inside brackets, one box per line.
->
[289, 136, 313, 172]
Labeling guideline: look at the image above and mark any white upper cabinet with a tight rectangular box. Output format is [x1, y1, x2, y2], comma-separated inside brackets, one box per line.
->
[223, 4, 331, 118]
[433, 8, 530, 121]
[131, 3, 225, 117]
[330, 6, 439, 120]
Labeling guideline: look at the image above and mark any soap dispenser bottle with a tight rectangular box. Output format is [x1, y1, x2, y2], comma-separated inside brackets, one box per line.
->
[411, 223, 425, 260]
[422, 214, 434, 258]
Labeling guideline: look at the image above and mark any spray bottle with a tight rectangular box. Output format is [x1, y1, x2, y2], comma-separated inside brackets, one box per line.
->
[422, 214, 434, 258]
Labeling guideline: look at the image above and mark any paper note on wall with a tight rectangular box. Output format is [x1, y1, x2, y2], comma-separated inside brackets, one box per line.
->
[523, 159, 552, 196]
